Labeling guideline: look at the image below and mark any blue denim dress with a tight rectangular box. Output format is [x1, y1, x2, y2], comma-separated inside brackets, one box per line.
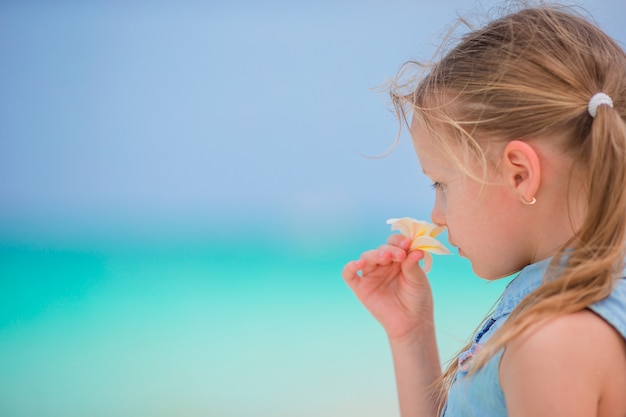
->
[441, 257, 626, 417]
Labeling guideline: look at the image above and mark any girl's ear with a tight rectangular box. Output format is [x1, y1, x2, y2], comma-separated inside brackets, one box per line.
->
[501, 140, 541, 204]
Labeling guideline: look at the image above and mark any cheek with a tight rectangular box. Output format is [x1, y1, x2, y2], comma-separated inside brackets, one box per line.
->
[444, 186, 508, 239]
[444, 190, 479, 220]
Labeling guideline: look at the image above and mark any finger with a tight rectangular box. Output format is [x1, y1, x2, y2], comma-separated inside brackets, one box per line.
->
[357, 251, 392, 275]
[387, 233, 412, 250]
[341, 259, 364, 289]
[358, 248, 390, 262]
[401, 250, 429, 285]
[369, 245, 408, 263]
[361, 251, 399, 270]
[359, 248, 382, 263]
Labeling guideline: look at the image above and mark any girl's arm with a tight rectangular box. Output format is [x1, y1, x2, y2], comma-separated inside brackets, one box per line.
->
[500, 310, 626, 417]
[389, 323, 442, 417]
[342, 235, 443, 417]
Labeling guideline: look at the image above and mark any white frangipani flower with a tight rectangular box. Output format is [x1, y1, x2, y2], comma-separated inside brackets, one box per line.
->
[386, 217, 451, 272]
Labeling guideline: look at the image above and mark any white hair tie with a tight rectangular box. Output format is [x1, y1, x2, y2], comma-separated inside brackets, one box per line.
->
[588, 92, 614, 118]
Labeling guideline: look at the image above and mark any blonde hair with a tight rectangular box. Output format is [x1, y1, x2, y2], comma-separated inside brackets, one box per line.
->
[389, 2, 626, 408]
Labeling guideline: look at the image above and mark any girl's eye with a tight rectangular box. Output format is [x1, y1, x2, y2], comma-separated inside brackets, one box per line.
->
[431, 182, 444, 191]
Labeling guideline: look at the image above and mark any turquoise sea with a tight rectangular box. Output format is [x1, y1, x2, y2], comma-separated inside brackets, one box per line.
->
[0, 226, 510, 417]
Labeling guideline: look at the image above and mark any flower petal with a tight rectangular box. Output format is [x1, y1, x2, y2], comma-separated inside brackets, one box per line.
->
[410, 236, 452, 255]
[386, 217, 418, 238]
[387, 217, 451, 271]
[387, 217, 436, 239]
[427, 225, 447, 238]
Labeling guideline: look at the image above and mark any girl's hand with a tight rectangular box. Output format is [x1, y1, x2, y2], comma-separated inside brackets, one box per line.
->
[342, 233, 435, 342]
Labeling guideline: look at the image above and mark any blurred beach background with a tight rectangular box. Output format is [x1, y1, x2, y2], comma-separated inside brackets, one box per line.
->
[1, 0, 624, 416]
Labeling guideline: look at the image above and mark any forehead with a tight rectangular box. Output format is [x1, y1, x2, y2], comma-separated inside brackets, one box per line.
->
[409, 116, 454, 173]
[410, 116, 433, 148]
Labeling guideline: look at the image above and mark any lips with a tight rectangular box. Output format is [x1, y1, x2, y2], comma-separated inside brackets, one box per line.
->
[447, 238, 462, 256]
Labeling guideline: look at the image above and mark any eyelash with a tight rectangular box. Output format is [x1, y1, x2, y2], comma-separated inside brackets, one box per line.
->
[431, 182, 444, 191]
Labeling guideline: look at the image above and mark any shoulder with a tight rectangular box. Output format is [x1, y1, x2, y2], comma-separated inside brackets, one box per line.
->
[500, 310, 626, 417]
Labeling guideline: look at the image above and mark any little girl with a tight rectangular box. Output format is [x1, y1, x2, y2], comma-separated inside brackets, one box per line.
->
[342, 4, 626, 417]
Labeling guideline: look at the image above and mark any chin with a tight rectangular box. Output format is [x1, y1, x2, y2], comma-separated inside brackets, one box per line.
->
[470, 263, 506, 281]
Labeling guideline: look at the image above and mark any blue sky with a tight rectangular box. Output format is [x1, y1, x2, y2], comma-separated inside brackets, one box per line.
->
[1, 0, 625, 244]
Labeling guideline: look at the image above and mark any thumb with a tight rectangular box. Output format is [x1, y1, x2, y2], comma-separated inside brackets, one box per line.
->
[401, 250, 429, 286]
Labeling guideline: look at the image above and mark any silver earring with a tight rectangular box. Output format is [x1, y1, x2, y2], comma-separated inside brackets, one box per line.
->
[521, 196, 537, 205]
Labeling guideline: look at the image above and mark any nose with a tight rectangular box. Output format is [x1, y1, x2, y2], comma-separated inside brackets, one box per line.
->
[430, 196, 446, 228]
